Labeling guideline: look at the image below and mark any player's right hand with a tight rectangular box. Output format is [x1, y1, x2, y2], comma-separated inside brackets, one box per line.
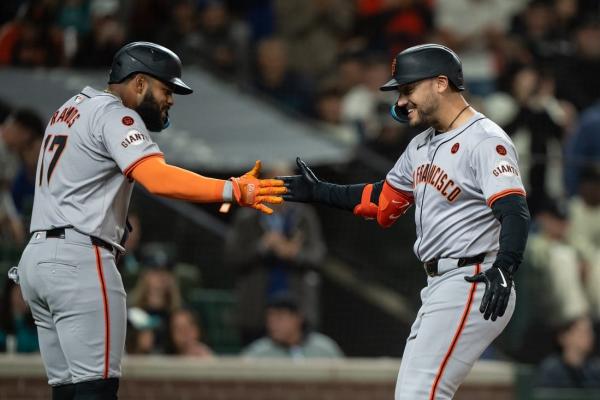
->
[276, 157, 320, 202]
[231, 160, 287, 215]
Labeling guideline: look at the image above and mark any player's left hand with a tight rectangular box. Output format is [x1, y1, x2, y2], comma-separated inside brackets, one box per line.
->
[464, 265, 513, 321]
[231, 160, 287, 215]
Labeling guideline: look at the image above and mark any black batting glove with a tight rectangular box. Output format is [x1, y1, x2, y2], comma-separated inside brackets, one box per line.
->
[464, 265, 513, 321]
[277, 157, 320, 202]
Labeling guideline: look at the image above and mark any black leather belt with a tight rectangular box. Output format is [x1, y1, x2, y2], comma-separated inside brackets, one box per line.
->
[44, 228, 115, 253]
[424, 253, 486, 277]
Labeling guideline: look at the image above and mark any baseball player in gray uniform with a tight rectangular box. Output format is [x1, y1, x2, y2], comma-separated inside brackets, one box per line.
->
[10, 42, 285, 400]
[279, 44, 531, 399]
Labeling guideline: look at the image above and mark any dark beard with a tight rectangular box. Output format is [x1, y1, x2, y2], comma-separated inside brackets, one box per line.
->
[135, 91, 167, 132]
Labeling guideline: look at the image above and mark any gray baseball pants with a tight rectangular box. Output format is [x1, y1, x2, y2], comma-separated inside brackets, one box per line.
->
[17, 229, 126, 386]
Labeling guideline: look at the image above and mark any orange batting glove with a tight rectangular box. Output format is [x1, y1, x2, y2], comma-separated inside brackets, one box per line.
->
[229, 160, 287, 214]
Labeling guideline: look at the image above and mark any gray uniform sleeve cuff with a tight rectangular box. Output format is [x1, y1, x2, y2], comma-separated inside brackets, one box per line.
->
[222, 180, 233, 202]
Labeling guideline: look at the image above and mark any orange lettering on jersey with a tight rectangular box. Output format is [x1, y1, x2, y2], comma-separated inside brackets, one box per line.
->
[436, 173, 447, 190]
[414, 163, 462, 203]
[50, 111, 59, 125]
[50, 106, 80, 128]
[57, 108, 68, 123]
[65, 107, 80, 128]
[447, 187, 461, 202]
[441, 180, 453, 196]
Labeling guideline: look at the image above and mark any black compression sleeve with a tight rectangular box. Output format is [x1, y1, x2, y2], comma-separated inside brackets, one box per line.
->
[314, 180, 385, 211]
[490, 194, 531, 274]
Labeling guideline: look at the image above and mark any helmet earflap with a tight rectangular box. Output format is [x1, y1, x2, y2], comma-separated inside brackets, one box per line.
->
[390, 105, 409, 123]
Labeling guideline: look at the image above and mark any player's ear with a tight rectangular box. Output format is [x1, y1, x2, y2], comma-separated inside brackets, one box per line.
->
[133, 74, 147, 95]
[436, 76, 449, 93]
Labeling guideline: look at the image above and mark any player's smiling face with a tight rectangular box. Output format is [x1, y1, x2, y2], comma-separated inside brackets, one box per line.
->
[396, 78, 441, 127]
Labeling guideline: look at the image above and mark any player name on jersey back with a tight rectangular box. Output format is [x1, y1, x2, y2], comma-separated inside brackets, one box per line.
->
[49, 106, 81, 128]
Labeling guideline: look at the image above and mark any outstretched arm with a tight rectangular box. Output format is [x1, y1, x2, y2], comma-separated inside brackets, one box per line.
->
[278, 157, 414, 227]
[130, 156, 286, 214]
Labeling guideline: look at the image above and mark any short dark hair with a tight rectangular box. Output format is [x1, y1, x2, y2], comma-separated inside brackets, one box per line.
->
[10, 108, 45, 139]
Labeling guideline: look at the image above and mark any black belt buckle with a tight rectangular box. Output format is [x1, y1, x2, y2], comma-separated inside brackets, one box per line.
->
[424, 259, 438, 277]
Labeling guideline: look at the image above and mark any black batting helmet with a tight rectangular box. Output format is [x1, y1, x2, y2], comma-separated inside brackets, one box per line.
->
[108, 42, 193, 95]
[380, 44, 464, 92]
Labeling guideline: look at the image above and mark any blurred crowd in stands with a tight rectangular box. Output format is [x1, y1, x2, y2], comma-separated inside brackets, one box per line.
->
[2, 0, 600, 391]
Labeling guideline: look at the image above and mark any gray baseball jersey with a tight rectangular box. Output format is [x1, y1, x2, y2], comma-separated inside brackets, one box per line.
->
[386, 112, 525, 262]
[30, 86, 162, 247]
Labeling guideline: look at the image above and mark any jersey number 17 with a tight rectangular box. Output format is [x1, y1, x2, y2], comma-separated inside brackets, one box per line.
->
[38, 134, 68, 185]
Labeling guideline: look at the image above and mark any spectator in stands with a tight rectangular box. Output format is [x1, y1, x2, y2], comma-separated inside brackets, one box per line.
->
[251, 36, 312, 116]
[242, 293, 343, 359]
[0, 100, 25, 245]
[4, 2, 64, 67]
[225, 164, 326, 345]
[335, 53, 366, 95]
[125, 307, 160, 355]
[130, 248, 183, 353]
[555, 18, 600, 111]
[196, 0, 248, 78]
[56, 0, 91, 37]
[238, 0, 275, 41]
[157, 0, 202, 65]
[502, 64, 575, 215]
[506, 0, 566, 66]
[567, 166, 600, 323]
[0, 183, 24, 245]
[353, 0, 433, 55]
[315, 87, 360, 146]
[434, 0, 526, 97]
[0, 278, 38, 353]
[565, 100, 600, 197]
[0, 107, 42, 176]
[553, 0, 582, 41]
[1, 108, 44, 228]
[273, 0, 354, 82]
[526, 197, 590, 326]
[536, 314, 600, 388]
[126, 0, 171, 43]
[341, 55, 397, 142]
[71, 0, 125, 68]
[167, 309, 213, 357]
